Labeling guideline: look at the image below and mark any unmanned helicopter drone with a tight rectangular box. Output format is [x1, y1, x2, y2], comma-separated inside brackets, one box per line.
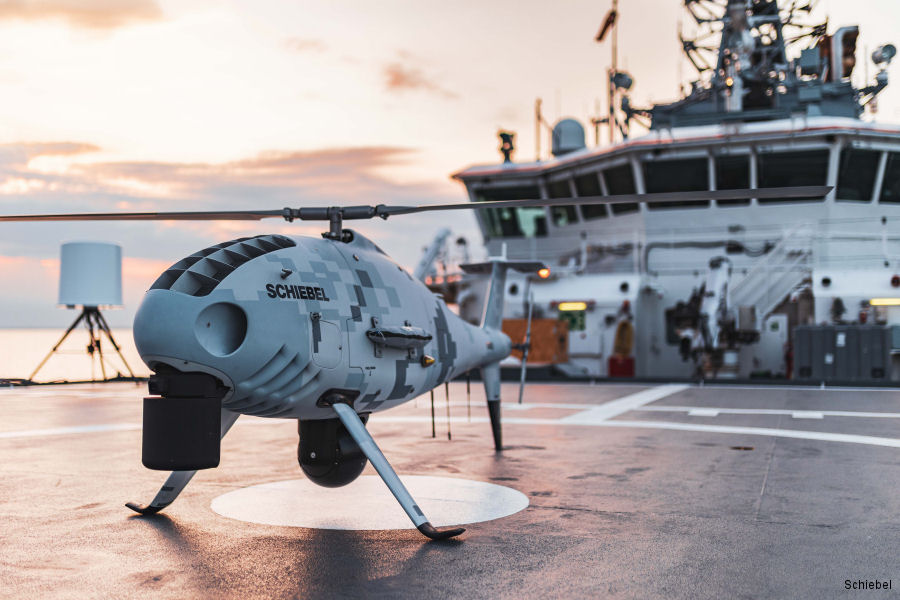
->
[0, 184, 827, 540]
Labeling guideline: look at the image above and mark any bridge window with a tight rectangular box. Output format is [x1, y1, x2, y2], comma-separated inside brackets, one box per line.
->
[880, 152, 900, 203]
[475, 185, 547, 238]
[604, 164, 639, 215]
[757, 149, 828, 203]
[574, 172, 608, 220]
[837, 149, 880, 202]
[644, 157, 709, 209]
[715, 154, 751, 206]
[548, 179, 578, 226]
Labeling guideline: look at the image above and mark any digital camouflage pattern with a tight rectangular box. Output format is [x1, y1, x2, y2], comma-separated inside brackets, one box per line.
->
[133, 230, 510, 420]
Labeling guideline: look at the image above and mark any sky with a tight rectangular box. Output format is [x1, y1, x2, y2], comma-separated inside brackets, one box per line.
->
[0, 0, 898, 327]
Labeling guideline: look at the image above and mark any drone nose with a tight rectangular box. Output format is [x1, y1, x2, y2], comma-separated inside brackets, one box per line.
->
[134, 288, 316, 410]
[134, 290, 244, 379]
[194, 302, 248, 357]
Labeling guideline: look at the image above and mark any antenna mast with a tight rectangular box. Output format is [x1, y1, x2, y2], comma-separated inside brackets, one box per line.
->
[596, 0, 620, 144]
[609, 0, 618, 144]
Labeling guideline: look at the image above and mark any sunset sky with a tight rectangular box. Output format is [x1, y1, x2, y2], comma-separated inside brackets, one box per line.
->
[0, 0, 898, 327]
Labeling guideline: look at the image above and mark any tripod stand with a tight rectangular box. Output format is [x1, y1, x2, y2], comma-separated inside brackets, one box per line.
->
[30, 306, 137, 382]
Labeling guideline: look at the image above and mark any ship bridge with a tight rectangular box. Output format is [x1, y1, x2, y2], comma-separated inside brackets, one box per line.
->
[453, 116, 900, 274]
[449, 0, 900, 380]
[454, 120, 900, 379]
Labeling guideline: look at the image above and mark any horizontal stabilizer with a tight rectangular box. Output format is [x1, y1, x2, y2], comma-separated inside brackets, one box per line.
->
[460, 261, 545, 275]
[465, 258, 547, 331]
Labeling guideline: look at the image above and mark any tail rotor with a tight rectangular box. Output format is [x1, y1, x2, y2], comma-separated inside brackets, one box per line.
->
[462, 254, 545, 452]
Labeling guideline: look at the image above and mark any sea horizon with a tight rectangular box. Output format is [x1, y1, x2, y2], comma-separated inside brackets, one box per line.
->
[0, 328, 149, 382]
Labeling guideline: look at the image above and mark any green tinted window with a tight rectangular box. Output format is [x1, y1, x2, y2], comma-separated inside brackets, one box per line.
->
[475, 186, 547, 238]
[479, 207, 548, 238]
[548, 179, 578, 226]
[837, 148, 880, 201]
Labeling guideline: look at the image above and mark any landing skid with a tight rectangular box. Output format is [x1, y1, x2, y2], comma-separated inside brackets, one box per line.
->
[127, 408, 240, 516]
[332, 402, 464, 540]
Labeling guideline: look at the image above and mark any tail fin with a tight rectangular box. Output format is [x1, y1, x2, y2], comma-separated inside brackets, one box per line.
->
[460, 259, 545, 331]
[460, 256, 545, 452]
[481, 361, 503, 450]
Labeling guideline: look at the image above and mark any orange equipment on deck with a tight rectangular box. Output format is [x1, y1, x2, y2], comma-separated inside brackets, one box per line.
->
[502, 319, 569, 365]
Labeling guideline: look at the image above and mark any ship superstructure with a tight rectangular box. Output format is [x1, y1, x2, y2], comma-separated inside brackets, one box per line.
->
[447, 0, 900, 380]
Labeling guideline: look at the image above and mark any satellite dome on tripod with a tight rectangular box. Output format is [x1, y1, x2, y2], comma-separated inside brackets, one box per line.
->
[30, 242, 136, 382]
[59, 242, 122, 308]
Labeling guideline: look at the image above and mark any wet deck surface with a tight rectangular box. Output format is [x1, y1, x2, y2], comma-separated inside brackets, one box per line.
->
[1, 381, 899, 599]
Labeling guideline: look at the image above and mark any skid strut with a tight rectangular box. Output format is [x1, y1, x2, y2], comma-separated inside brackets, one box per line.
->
[332, 402, 464, 540]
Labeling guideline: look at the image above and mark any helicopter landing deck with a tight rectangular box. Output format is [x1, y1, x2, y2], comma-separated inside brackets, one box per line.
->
[0, 381, 898, 598]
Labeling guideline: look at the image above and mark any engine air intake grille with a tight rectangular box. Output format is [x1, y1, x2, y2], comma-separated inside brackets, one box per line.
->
[151, 234, 296, 297]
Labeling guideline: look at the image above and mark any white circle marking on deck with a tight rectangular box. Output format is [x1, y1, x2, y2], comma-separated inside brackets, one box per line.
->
[210, 475, 529, 530]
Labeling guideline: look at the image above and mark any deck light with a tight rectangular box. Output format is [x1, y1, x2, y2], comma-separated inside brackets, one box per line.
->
[558, 302, 588, 312]
[869, 298, 900, 306]
[537, 267, 551, 279]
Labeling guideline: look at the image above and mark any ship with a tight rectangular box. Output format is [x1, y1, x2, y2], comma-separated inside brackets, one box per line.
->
[430, 0, 900, 382]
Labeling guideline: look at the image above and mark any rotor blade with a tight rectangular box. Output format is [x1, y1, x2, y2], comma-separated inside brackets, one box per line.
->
[0, 209, 286, 222]
[0, 186, 832, 223]
[378, 186, 831, 217]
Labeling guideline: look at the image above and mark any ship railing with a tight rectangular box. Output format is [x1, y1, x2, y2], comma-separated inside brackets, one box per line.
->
[729, 223, 815, 319]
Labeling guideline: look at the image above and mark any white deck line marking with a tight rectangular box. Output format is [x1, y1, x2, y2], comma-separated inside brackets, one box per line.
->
[635, 406, 900, 419]
[2, 414, 900, 449]
[688, 408, 720, 417]
[557, 384, 690, 424]
[0, 423, 141, 439]
[428, 401, 632, 412]
[373, 416, 900, 448]
[678, 384, 900, 393]
[598, 420, 900, 449]
[0, 417, 294, 440]
[2, 382, 899, 451]
[791, 411, 824, 419]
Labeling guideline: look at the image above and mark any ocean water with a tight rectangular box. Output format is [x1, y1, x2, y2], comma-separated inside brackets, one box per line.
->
[0, 328, 150, 382]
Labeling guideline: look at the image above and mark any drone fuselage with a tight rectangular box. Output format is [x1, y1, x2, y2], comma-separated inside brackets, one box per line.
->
[133, 230, 509, 420]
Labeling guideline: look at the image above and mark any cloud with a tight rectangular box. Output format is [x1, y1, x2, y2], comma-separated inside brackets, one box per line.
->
[0, 141, 474, 255]
[383, 62, 457, 99]
[0, 0, 163, 29]
[0, 141, 98, 166]
[77, 146, 420, 201]
[283, 37, 327, 53]
[0, 144, 418, 202]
